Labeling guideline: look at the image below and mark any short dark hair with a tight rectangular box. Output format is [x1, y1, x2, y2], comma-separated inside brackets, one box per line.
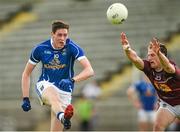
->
[52, 20, 69, 33]
[159, 43, 167, 57]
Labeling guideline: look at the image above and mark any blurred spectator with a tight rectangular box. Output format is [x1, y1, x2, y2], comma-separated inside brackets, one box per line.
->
[75, 80, 101, 131]
[82, 80, 102, 99]
[75, 94, 94, 131]
[127, 74, 157, 131]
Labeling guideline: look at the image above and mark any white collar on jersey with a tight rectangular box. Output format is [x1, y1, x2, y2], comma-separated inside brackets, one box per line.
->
[50, 38, 56, 50]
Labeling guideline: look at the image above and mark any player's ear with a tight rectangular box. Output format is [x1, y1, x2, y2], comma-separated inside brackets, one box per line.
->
[148, 42, 152, 50]
[51, 31, 54, 36]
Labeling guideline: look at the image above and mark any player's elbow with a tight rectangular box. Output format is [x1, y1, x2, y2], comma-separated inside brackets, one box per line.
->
[163, 65, 176, 74]
[87, 67, 95, 78]
[22, 71, 29, 79]
[22, 69, 32, 81]
[89, 68, 95, 77]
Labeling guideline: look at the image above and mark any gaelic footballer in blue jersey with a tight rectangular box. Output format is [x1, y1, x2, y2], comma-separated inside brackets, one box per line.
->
[29, 38, 85, 92]
[127, 74, 157, 131]
[21, 20, 94, 131]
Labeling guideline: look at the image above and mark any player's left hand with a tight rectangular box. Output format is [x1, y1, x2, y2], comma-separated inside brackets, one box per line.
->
[59, 79, 74, 92]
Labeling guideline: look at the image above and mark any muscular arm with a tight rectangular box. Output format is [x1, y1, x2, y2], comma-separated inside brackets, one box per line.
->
[125, 48, 144, 70]
[121, 32, 144, 70]
[73, 57, 94, 82]
[157, 51, 175, 73]
[22, 62, 36, 97]
[150, 38, 175, 73]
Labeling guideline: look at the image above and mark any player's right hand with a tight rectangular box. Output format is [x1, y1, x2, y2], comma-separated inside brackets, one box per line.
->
[120, 32, 130, 50]
[149, 38, 160, 54]
[21, 97, 31, 112]
[59, 79, 74, 92]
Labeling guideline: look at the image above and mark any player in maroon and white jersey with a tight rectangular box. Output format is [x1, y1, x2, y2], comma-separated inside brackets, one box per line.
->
[120, 32, 180, 131]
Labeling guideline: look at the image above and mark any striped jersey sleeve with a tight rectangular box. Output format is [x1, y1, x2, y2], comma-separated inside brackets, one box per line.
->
[70, 42, 85, 61]
[29, 46, 41, 65]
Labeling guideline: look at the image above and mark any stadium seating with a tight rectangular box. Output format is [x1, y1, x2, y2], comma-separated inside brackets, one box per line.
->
[0, 0, 180, 130]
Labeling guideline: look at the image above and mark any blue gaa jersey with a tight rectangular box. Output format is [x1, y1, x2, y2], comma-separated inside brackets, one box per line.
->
[134, 80, 157, 111]
[28, 38, 85, 92]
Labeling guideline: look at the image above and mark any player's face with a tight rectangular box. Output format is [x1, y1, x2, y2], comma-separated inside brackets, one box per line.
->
[147, 50, 161, 69]
[51, 28, 68, 49]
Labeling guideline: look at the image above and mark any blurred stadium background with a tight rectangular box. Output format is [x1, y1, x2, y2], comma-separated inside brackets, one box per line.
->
[0, 0, 180, 131]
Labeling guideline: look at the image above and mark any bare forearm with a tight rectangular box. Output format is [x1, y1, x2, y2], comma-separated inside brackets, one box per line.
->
[158, 51, 175, 73]
[121, 32, 144, 70]
[125, 48, 144, 70]
[73, 67, 94, 82]
[22, 73, 30, 97]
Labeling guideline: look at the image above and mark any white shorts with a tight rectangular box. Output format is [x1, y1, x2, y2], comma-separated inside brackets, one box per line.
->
[35, 80, 72, 110]
[159, 99, 180, 118]
[138, 109, 156, 123]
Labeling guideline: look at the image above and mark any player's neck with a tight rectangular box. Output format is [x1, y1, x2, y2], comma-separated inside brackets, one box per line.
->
[51, 38, 64, 50]
[155, 67, 163, 72]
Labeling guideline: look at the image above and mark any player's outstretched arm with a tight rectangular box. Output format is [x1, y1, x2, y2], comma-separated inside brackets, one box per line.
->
[150, 38, 175, 73]
[73, 57, 94, 82]
[120, 32, 144, 70]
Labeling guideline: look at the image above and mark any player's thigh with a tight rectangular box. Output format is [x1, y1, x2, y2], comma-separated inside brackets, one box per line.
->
[155, 107, 176, 127]
[36, 81, 60, 105]
[42, 86, 60, 105]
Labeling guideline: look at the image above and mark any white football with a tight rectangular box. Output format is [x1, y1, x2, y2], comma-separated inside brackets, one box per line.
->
[106, 3, 128, 24]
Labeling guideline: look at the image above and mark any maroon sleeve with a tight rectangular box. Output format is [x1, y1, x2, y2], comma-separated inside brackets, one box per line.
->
[174, 65, 180, 79]
[169, 60, 180, 78]
[141, 60, 151, 75]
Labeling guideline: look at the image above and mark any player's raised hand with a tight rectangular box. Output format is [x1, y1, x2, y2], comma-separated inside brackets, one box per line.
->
[21, 97, 31, 112]
[149, 38, 160, 54]
[120, 32, 130, 51]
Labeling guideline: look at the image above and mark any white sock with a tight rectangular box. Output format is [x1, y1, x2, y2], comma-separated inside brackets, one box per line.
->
[57, 112, 64, 121]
